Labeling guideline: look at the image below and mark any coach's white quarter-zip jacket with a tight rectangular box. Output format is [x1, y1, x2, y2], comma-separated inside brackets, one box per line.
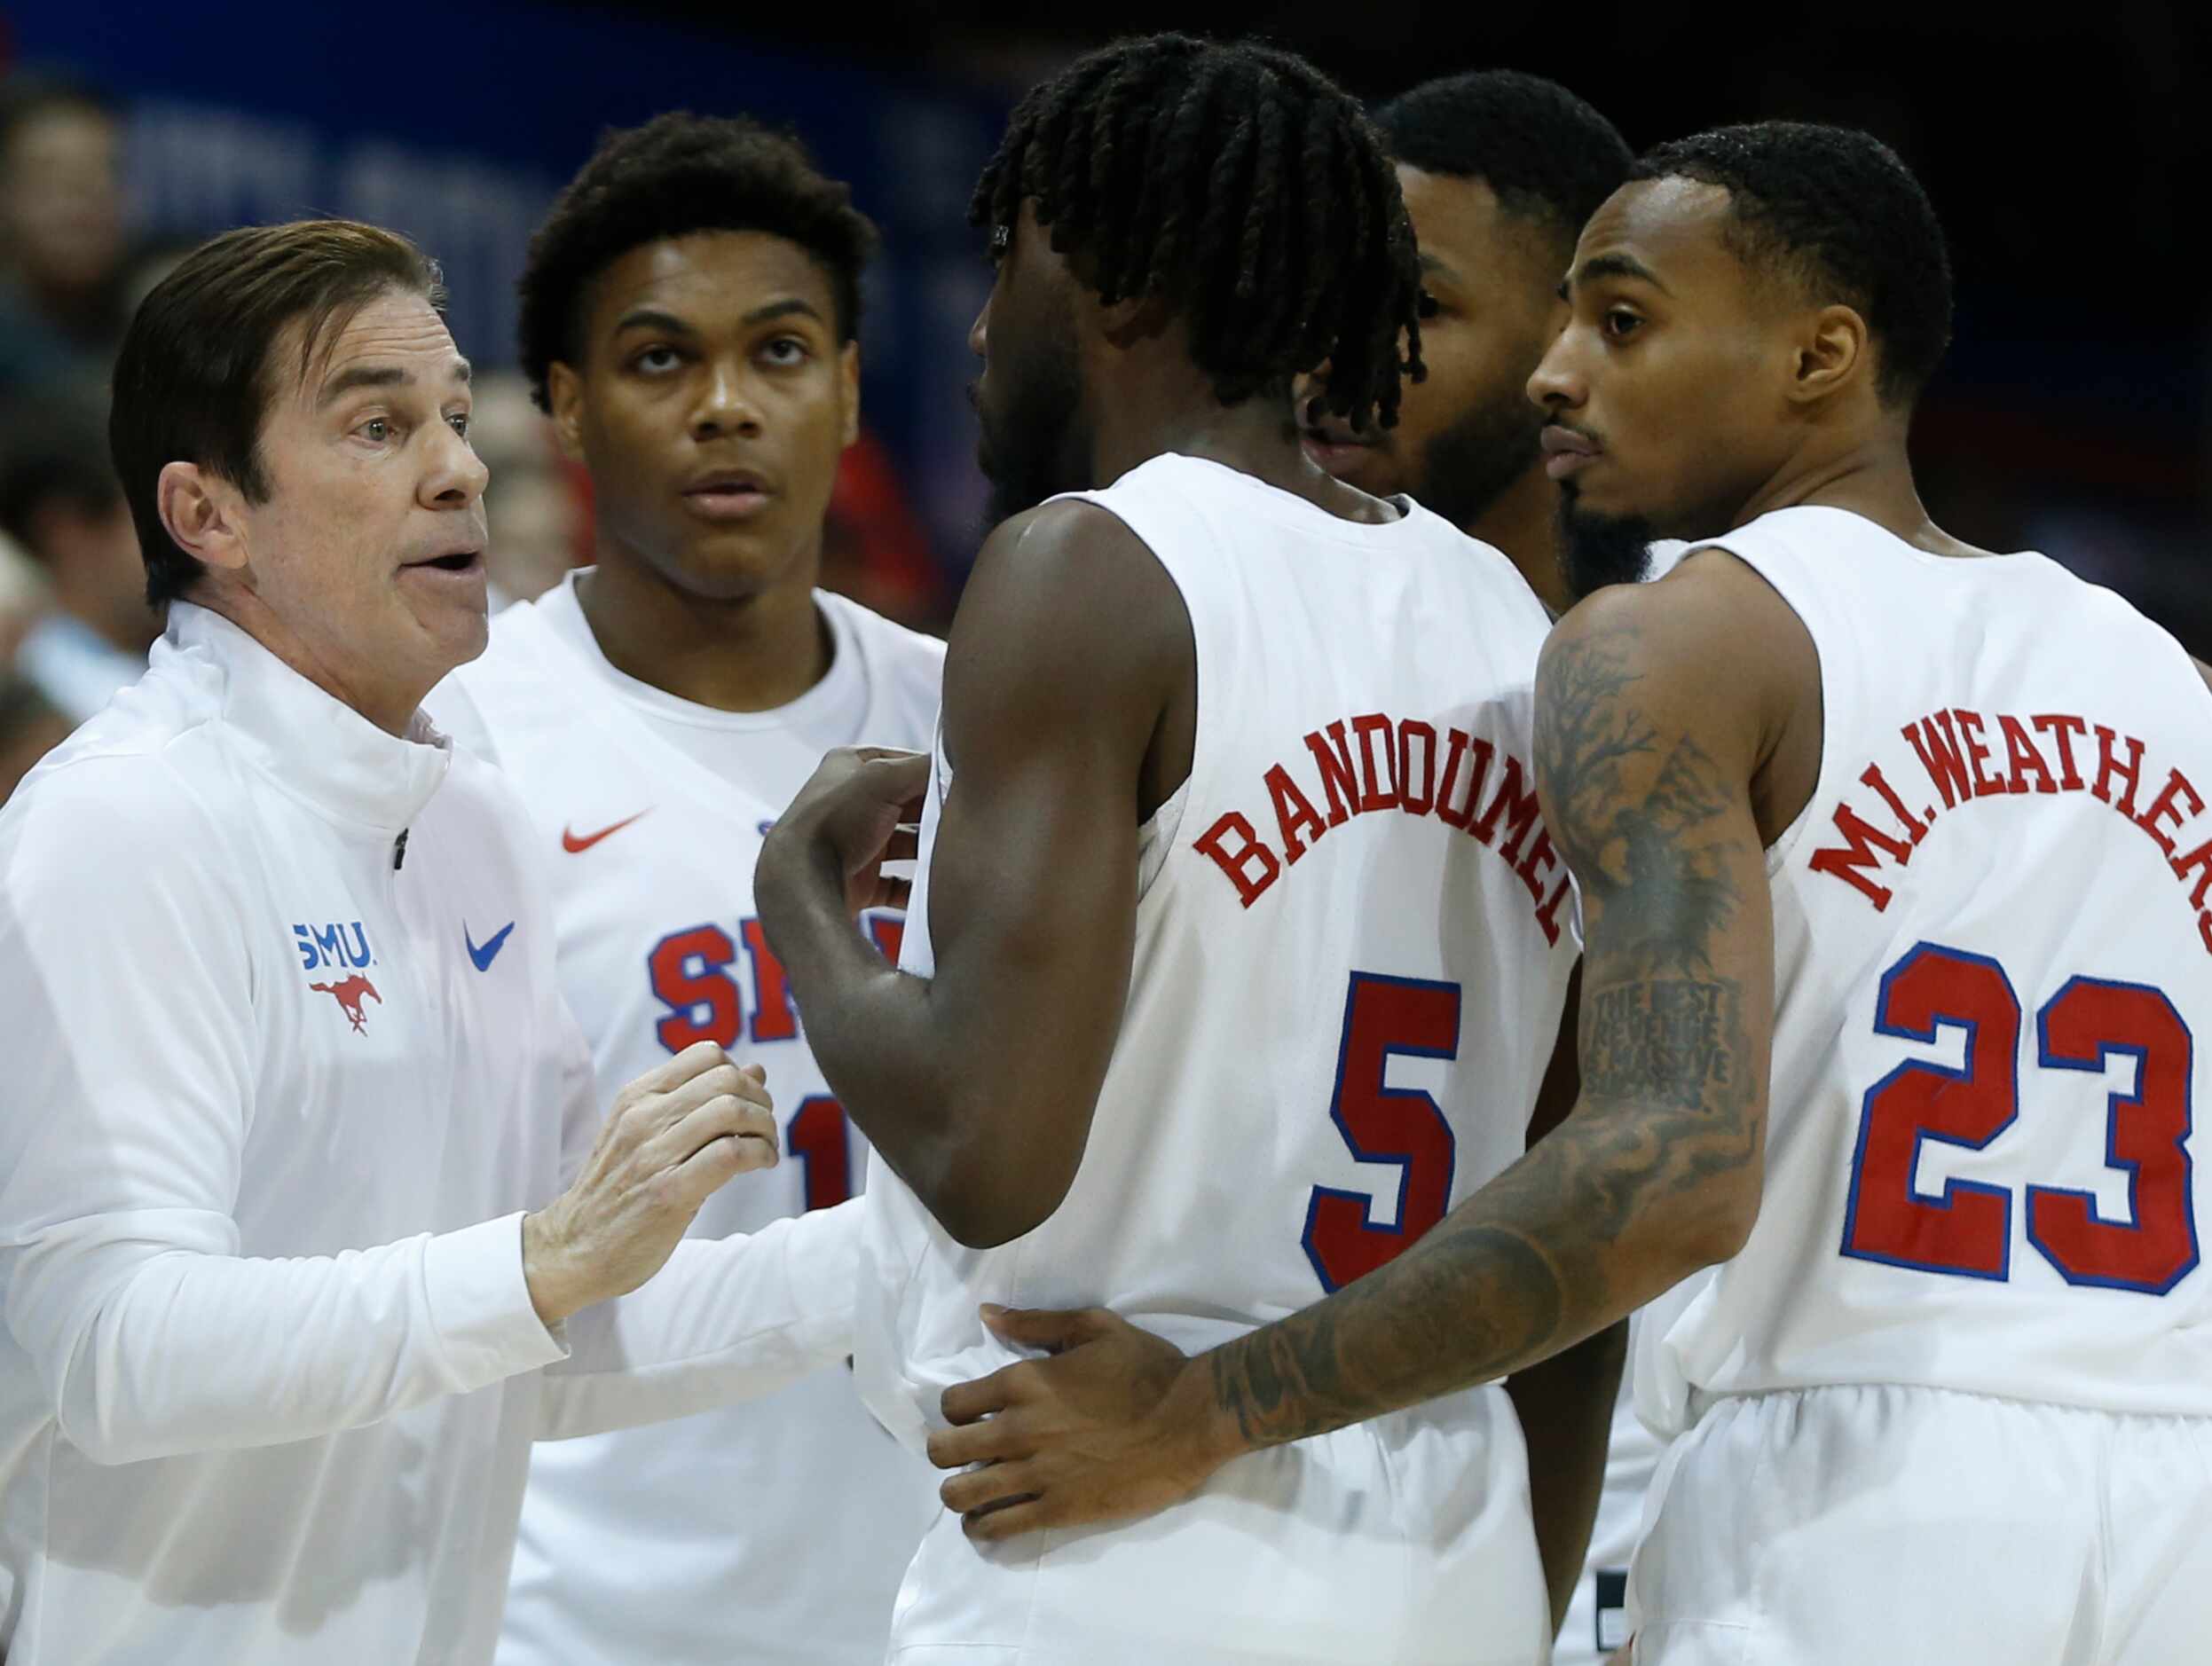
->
[0, 603, 856, 1665]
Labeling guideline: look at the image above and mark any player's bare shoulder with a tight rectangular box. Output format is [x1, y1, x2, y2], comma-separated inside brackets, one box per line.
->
[951, 498, 1192, 709]
[1543, 551, 1811, 732]
[1539, 549, 1821, 846]
[972, 498, 1172, 613]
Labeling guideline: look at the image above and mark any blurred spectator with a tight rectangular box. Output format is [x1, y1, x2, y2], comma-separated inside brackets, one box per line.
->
[468, 369, 588, 609]
[0, 671, 70, 805]
[0, 530, 45, 665]
[0, 75, 130, 405]
[823, 429, 949, 632]
[0, 397, 151, 719]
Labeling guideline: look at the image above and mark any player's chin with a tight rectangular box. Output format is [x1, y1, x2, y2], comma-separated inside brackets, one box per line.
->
[666, 524, 800, 599]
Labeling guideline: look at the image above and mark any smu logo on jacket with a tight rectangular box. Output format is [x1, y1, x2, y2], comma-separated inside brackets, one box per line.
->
[295, 920, 381, 1033]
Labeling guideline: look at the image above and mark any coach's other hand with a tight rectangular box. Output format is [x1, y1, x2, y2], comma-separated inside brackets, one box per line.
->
[928, 1304, 1242, 1543]
[522, 1041, 779, 1324]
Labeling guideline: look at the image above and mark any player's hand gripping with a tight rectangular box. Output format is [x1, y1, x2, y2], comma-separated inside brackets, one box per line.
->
[760, 746, 927, 919]
[927, 1305, 1245, 1543]
[522, 1041, 780, 1325]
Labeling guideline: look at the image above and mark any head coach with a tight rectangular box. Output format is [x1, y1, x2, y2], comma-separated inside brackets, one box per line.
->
[0, 221, 862, 1664]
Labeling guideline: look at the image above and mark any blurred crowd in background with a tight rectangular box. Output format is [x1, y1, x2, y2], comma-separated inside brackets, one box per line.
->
[1, 2, 2206, 805]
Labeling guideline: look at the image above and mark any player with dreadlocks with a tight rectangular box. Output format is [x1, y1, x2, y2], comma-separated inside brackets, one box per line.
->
[757, 33, 1584, 1664]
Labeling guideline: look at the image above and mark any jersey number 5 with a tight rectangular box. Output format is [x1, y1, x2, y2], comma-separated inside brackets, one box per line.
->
[1842, 940, 2198, 1293]
[1303, 972, 1462, 1293]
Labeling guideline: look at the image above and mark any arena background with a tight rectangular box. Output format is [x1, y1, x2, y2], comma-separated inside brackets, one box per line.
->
[1, 0, 2204, 768]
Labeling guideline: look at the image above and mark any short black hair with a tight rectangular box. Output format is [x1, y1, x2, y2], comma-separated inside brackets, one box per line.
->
[518, 113, 878, 412]
[1373, 71, 1633, 252]
[111, 220, 445, 605]
[1633, 122, 1953, 407]
[972, 32, 1424, 432]
[0, 397, 122, 556]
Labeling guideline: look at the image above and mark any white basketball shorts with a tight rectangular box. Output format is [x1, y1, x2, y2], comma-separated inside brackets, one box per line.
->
[1630, 1383, 2212, 1665]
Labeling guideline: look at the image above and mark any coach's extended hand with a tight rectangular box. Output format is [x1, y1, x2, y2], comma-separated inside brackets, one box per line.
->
[522, 1042, 781, 1325]
[929, 1304, 1243, 1543]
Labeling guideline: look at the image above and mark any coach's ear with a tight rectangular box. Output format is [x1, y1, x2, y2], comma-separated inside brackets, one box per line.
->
[545, 361, 588, 464]
[156, 460, 248, 579]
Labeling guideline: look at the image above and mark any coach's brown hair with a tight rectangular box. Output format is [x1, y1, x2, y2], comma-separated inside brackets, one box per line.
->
[109, 219, 447, 605]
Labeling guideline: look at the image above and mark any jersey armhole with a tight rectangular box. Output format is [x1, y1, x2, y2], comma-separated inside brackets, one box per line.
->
[1052, 490, 1208, 835]
[1679, 543, 1835, 874]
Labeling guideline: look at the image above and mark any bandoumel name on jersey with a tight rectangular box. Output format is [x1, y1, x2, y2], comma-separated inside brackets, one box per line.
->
[1196, 709, 1570, 943]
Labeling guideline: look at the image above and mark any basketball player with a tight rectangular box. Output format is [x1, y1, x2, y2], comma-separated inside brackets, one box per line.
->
[1295, 70, 1661, 1656]
[918, 120, 2212, 1664]
[1297, 76, 1651, 1656]
[754, 34, 1591, 1665]
[428, 116, 942, 1666]
[1298, 70, 1631, 616]
[949, 70, 1659, 1661]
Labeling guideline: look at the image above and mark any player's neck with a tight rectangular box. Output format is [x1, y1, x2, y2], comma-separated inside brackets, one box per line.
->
[1466, 463, 1570, 615]
[575, 553, 831, 715]
[1734, 431, 1996, 561]
[1091, 392, 1383, 520]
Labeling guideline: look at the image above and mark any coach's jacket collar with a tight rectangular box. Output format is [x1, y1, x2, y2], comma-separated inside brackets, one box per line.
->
[167, 601, 452, 836]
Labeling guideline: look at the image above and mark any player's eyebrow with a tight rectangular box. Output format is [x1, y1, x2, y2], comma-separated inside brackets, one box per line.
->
[740, 297, 825, 328]
[613, 307, 698, 337]
[1418, 251, 1467, 292]
[1568, 252, 1669, 295]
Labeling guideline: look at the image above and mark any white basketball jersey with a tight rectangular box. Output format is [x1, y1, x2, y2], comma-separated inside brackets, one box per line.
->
[430, 578, 944, 1665]
[858, 452, 1578, 1466]
[1645, 507, 2212, 1430]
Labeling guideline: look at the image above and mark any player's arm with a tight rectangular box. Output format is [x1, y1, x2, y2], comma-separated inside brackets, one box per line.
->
[927, 560, 1791, 1540]
[756, 501, 1185, 1249]
[1499, 968, 1627, 1632]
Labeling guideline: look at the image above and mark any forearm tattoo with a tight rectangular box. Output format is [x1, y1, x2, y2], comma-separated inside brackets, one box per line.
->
[1203, 618, 1762, 1450]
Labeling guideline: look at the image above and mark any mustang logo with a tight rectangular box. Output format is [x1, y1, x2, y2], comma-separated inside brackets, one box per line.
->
[309, 975, 382, 1034]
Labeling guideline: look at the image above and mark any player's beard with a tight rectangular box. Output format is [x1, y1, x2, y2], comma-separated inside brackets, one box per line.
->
[976, 307, 1090, 531]
[1556, 488, 1657, 600]
[1408, 387, 1543, 532]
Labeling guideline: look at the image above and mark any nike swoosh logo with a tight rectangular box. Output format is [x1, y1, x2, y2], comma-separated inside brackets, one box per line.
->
[562, 810, 650, 853]
[465, 921, 516, 972]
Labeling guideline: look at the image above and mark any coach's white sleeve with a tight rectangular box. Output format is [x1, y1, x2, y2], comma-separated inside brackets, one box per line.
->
[0, 761, 566, 1467]
[536, 1196, 863, 1440]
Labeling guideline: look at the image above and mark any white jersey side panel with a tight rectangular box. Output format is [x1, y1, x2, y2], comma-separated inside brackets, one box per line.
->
[1646, 507, 2212, 1427]
[856, 457, 1576, 1662]
[433, 590, 944, 1666]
